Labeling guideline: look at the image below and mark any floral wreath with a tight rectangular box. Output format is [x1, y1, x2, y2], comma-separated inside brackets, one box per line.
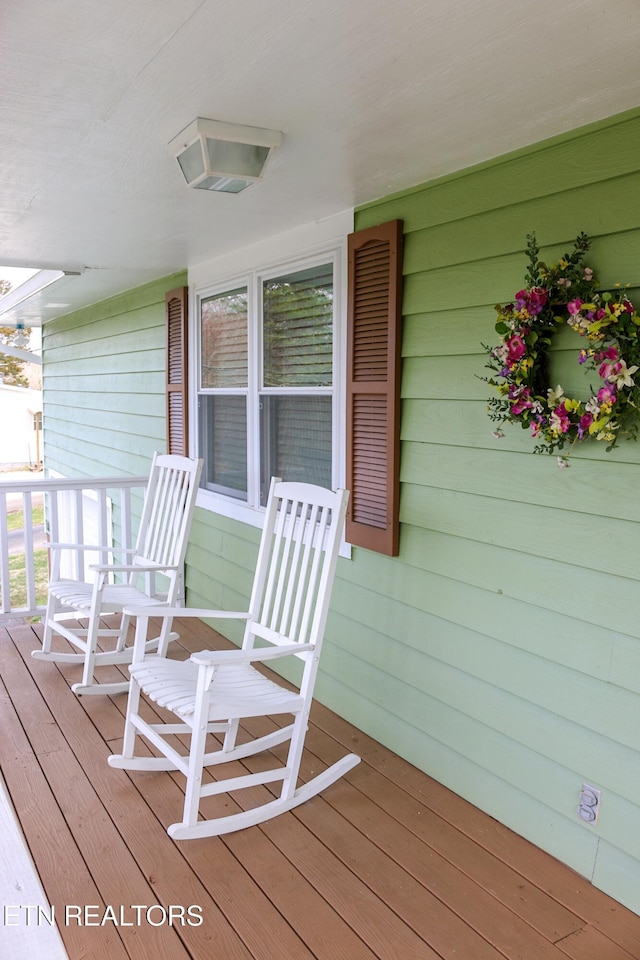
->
[482, 232, 640, 466]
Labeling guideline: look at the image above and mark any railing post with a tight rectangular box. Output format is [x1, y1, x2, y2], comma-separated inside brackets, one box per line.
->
[23, 492, 36, 613]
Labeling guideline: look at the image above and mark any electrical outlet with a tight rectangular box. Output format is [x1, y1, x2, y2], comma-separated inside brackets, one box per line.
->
[578, 783, 601, 825]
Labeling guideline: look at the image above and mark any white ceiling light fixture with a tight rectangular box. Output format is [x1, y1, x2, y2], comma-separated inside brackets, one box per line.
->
[169, 118, 282, 194]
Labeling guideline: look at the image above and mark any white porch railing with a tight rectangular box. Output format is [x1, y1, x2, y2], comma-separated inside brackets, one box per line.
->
[0, 474, 148, 621]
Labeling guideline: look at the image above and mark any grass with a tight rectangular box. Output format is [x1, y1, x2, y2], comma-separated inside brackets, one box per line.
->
[7, 550, 49, 610]
[2, 505, 48, 612]
[7, 504, 44, 531]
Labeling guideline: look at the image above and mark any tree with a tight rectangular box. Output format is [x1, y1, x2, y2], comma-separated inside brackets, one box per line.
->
[0, 278, 32, 387]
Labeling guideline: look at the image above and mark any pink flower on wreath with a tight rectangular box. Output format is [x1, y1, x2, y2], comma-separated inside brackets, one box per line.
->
[597, 384, 617, 405]
[595, 346, 619, 363]
[530, 417, 545, 438]
[567, 298, 583, 316]
[549, 402, 571, 434]
[515, 287, 547, 316]
[514, 290, 528, 309]
[509, 385, 533, 415]
[506, 334, 526, 364]
[578, 412, 594, 438]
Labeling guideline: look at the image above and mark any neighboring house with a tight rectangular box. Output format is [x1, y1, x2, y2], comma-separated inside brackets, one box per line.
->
[42, 106, 640, 914]
[0, 382, 42, 468]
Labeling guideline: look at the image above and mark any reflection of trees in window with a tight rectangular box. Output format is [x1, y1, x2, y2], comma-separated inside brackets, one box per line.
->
[263, 265, 333, 388]
[0, 278, 33, 387]
[200, 288, 248, 389]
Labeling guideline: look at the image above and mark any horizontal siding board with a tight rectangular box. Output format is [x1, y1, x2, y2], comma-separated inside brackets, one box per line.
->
[402, 232, 640, 316]
[399, 524, 640, 638]
[403, 309, 497, 358]
[400, 173, 640, 276]
[44, 445, 155, 481]
[331, 572, 614, 683]
[402, 441, 640, 517]
[43, 404, 163, 440]
[402, 398, 535, 451]
[403, 354, 489, 399]
[45, 425, 163, 465]
[402, 397, 640, 465]
[402, 297, 640, 360]
[45, 415, 164, 447]
[44, 394, 165, 430]
[400, 483, 640, 582]
[45, 369, 164, 392]
[44, 313, 163, 355]
[45, 390, 162, 418]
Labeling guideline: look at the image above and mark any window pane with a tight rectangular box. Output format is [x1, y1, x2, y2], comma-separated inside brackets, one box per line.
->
[260, 395, 332, 499]
[199, 395, 247, 499]
[201, 288, 248, 388]
[263, 265, 333, 387]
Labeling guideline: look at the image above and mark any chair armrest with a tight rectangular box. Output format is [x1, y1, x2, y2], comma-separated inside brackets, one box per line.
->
[47, 543, 136, 554]
[128, 607, 251, 663]
[190, 643, 313, 667]
[123, 605, 249, 620]
[89, 562, 180, 574]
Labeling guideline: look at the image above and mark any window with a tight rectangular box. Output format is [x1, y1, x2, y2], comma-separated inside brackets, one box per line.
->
[195, 252, 341, 512]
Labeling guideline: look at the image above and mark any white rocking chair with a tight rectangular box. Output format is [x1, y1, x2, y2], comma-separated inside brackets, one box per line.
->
[108, 478, 360, 839]
[32, 453, 203, 696]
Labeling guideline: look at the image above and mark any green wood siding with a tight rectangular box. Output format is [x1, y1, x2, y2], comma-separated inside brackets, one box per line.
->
[43, 273, 186, 479]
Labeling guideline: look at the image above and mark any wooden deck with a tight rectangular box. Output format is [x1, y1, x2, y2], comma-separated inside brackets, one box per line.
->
[2, 615, 640, 960]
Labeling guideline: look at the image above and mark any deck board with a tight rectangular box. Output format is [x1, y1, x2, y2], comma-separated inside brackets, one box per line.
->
[2, 616, 640, 960]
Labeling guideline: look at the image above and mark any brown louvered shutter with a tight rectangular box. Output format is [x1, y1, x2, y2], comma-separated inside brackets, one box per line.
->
[346, 220, 403, 556]
[165, 286, 189, 456]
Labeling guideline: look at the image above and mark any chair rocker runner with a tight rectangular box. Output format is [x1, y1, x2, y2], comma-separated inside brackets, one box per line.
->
[32, 453, 203, 696]
[109, 478, 360, 839]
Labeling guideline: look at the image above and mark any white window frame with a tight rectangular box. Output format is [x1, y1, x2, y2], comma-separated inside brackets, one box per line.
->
[190, 237, 347, 531]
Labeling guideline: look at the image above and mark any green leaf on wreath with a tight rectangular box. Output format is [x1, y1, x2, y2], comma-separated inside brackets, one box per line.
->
[589, 417, 609, 435]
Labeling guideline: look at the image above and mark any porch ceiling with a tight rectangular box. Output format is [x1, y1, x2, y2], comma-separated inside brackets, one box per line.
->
[1, 0, 640, 326]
